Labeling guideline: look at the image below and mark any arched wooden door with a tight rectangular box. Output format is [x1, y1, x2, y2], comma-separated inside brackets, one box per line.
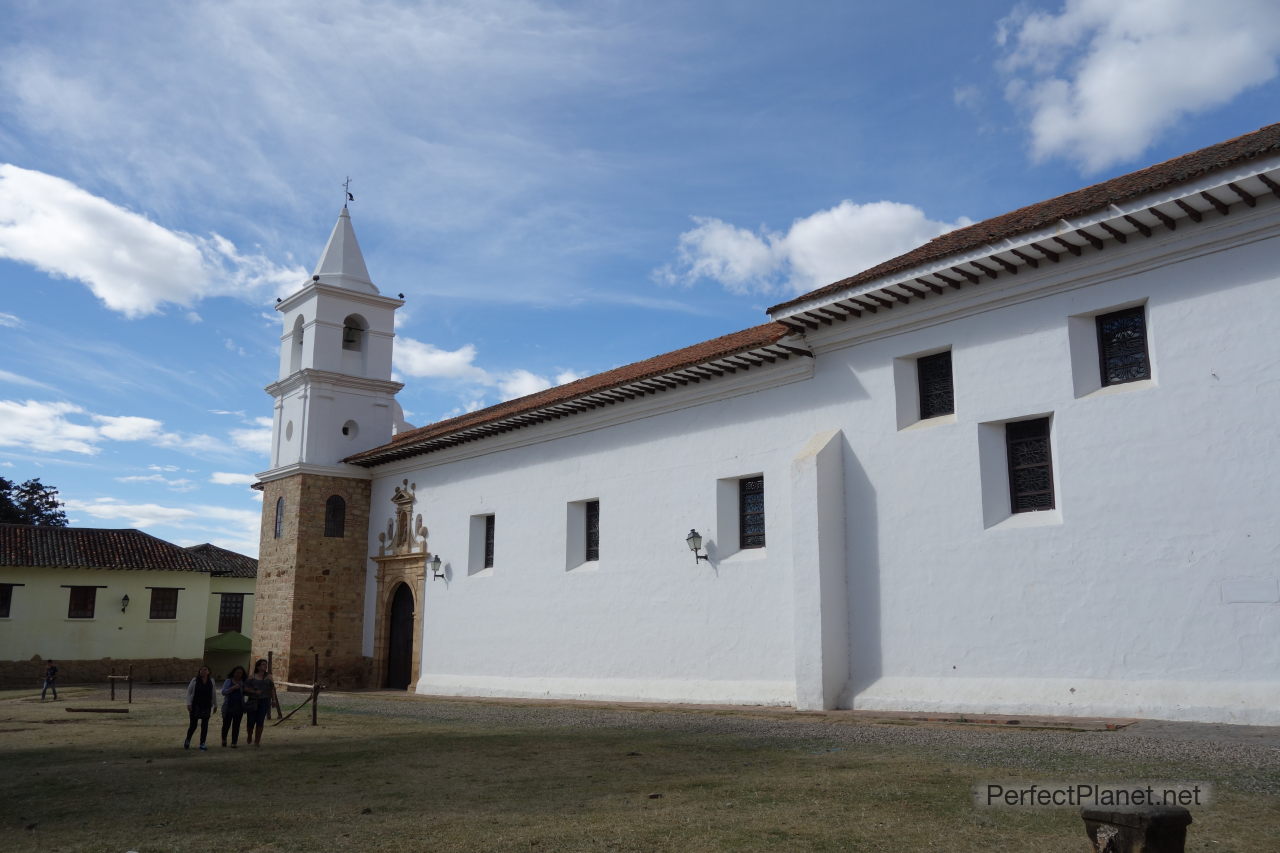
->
[385, 583, 415, 690]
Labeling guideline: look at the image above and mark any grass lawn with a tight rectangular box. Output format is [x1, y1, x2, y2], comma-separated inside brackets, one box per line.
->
[0, 687, 1274, 852]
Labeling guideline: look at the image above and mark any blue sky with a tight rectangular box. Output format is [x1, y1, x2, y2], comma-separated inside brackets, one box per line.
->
[2, 0, 1278, 555]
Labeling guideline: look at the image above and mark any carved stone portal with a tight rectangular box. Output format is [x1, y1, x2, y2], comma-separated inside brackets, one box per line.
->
[371, 479, 428, 690]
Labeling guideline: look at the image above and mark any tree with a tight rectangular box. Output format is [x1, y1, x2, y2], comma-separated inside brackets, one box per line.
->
[0, 477, 68, 526]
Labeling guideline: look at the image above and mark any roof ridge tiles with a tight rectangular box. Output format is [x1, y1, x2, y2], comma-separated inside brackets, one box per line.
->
[345, 321, 796, 466]
[768, 120, 1280, 315]
[0, 525, 254, 573]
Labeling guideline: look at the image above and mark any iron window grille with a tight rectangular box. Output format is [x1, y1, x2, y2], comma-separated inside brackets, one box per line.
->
[148, 588, 179, 620]
[917, 351, 954, 419]
[585, 500, 600, 562]
[484, 515, 495, 568]
[218, 593, 244, 633]
[1006, 417, 1055, 513]
[739, 476, 766, 549]
[1096, 306, 1151, 386]
[67, 586, 97, 619]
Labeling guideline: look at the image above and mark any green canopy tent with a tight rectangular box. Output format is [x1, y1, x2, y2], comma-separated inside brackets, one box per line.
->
[204, 631, 252, 678]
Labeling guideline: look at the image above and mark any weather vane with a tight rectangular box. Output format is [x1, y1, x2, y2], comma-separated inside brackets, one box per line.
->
[343, 176, 354, 206]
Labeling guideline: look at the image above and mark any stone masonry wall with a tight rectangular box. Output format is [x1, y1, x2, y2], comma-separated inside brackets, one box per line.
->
[0, 657, 203, 688]
[254, 473, 372, 689]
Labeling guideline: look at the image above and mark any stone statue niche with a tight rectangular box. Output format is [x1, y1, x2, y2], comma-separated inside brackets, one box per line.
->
[378, 479, 428, 557]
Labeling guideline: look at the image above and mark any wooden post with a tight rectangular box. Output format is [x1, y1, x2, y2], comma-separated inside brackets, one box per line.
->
[127, 665, 133, 704]
[110, 669, 115, 701]
[311, 653, 319, 726]
[267, 650, 281, 719]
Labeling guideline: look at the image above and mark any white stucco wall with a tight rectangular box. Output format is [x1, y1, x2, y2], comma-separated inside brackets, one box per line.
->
[359, 204, 1280, 723]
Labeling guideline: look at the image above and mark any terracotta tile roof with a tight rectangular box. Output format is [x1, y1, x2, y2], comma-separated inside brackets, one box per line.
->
[769, 121, 1280, 315]
[187, 543, 258, 578]
[347, 322, 795, 466]
[0, 524, 212, 572]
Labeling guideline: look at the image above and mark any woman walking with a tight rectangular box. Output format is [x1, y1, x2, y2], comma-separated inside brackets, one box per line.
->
[220, 665, 247, 747]
[184, 665, 215, 750]
[244, 658, 273, 747]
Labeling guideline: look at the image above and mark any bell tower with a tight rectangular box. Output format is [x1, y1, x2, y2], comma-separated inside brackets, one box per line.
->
[253, 207, 403, 688]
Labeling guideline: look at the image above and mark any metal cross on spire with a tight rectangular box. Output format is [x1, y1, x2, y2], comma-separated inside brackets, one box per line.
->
[343, 176, 354, 206]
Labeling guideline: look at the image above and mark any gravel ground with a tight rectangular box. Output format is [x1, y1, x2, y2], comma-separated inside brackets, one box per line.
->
[311, 690, 1280, 796]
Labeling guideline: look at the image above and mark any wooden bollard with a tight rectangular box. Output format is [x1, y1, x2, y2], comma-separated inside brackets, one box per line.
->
[1082, 806, 1192, 853]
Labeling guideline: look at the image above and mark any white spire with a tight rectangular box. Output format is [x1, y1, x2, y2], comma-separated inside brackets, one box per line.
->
[311, 207, 378, 294]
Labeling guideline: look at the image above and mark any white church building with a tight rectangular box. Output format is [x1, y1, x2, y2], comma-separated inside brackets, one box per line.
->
[254, 123, 1280, 725]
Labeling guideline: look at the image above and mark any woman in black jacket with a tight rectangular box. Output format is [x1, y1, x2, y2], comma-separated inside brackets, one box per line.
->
[184, 666, 215, 751]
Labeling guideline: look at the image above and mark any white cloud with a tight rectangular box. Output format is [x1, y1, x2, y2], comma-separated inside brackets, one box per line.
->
[210, 472, 257, 486]
[0, 369, 53, 391]
[0, 400, 100, 454]
[63, 497, 261, 556]
[394, 338, 488, 382]
[148, 464, 180, 472]
[230, 417, 273, 456]
[65, 498, 198, 527]
[0, 311, 20, 327]
[115, 473, 197, 492]
[998, 0, 1280, 173]
[0, 1, 649, 257]
[0, 164, 306, 316]
[395, 336, 583, 403]
[92, 414, 164, 442]
[497, 369, 553, 400]
[0, 399, 252, 457]
[658, 201, 969, 296]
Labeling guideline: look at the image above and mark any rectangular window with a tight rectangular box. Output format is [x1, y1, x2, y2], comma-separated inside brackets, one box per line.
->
[484, 514, 496, 569]
[1096, 305, 1150, 386]
[0, 584, 14, 618]
[67, 586, 97, 619]
[584, 500, 600, 562]
[149, 588, 180, 620]
[739, 476, 766, 549]
[1006, 418, 1054, 513]
[917, 350, 954, 419]
[218, 592, 245, 633]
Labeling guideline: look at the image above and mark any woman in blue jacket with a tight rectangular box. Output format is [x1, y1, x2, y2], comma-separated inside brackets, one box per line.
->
[219, 665, 247, 747]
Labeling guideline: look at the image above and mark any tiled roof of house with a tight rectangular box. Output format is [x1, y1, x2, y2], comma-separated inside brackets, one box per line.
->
[768, 120, 1280, 315]
[346, 322, 796, 466]
[0, 524, 212, 572]
[186, 543, 258, 578]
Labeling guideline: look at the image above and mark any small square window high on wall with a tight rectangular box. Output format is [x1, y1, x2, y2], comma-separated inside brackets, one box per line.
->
[584, 500, 600, 562]
[219, 593, 244, 633]
[149, 588, 180, 620]
[1096, 305, 1151, 386]
[1005, 418, 1054, 513]
[739, 476, 766, 549]
[67, 586, 97, 619]
[916, 350, 954, 419]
